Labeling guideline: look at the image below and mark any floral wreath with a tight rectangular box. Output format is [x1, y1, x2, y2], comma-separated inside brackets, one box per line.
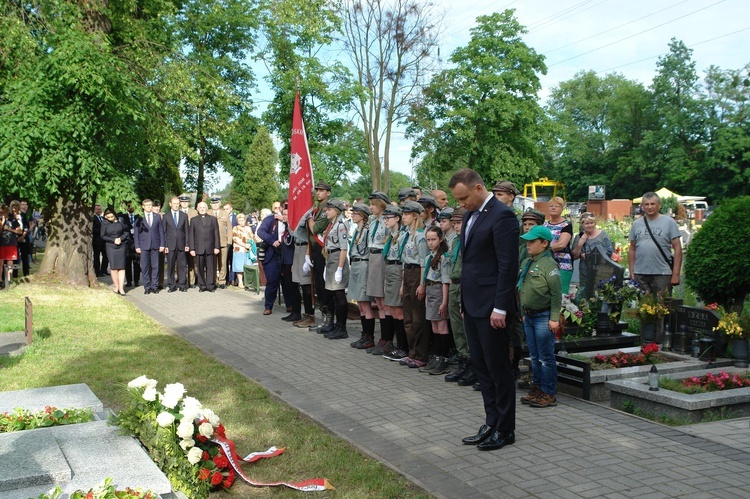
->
[116, 376, 334, 497]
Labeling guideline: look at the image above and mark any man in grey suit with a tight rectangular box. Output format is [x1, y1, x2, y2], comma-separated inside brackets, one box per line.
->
[449, 168, 519, 452]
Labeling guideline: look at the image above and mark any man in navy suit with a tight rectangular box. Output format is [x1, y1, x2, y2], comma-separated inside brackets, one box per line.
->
[257, 208, 284, 315]
[134, 199, 165, 294]
[163, 196, 190, 292]
[120, 201, 141, 287]
[449, 168, 519, 452]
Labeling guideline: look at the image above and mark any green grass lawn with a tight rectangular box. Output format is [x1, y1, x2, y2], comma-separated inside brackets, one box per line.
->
[0, 283, 431, 498]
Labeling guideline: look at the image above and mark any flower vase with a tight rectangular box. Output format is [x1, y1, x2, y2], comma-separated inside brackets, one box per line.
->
[732, 339, 749, 368]
[641, 322, 657, 344]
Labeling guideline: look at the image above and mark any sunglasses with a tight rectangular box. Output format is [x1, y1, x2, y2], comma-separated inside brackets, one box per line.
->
[580, 212, 595, 219]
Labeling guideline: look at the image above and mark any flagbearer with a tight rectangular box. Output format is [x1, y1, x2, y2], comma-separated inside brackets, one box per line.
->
[322, 199, 351, 340]
[308, 181, 334, 333]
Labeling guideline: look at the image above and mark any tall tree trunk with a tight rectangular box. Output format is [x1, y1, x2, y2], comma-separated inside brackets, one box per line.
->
[38, 197, 98, 286]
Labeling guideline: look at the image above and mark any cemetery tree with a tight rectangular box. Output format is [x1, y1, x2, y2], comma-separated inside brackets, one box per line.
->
[242, 127, 281, 211]
[258, 0, 366, 186]
[684, 196, 750, 312]
[407, 10, 549, 186]
[341, 0, 443, 191]
[169, 0, 257, 201]
[0, 0, 179, 285]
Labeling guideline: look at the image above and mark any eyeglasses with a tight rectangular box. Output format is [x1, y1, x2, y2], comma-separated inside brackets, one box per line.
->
[580, 212, 595, 219]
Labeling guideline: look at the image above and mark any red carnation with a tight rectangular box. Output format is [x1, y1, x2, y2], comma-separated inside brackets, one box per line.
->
[202, 450, 210, 462]
[196, 434, 207, 443]
[210, 471, 224, 486]
[213, 454, 229, 468]
[215, 424, 226, 438]
[223, 469, 236, 488]
[197, 468, 210, 481]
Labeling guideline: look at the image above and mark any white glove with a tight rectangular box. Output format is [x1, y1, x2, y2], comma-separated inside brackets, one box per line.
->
[335, 267, 343, 284]
[302, 261, 311, 275]
[323, 268, 327, 281]
[305, 254, 313, 268]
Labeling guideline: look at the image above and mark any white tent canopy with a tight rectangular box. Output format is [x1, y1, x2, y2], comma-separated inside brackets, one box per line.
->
[632, 187, 705, 204]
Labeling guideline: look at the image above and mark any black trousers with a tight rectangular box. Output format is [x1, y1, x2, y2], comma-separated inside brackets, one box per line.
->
[464, 313, 516, 431]
[310, 243, 332, 313]
[125, 248, 141, 285]
[281, 263, 301, 313]
[196, 253, 216, 290]
[166, 248, 187, 289]
[93, 239, 108, 275]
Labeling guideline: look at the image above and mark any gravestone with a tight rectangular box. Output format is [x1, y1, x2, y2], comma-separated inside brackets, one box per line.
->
[673, 305, 721, 355]
[581, 246, 625, 301]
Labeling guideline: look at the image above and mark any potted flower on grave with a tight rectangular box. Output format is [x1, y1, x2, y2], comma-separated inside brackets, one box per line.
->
[632, 293, 670, 343]
[560, 294, 586, 337]
[713, 309, 749, 368]
[591, 276, 643, 335]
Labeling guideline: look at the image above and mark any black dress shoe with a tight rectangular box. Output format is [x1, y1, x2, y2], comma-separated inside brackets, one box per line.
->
[152, 289, 160, 294]
[472, 382, 481, 391]
[167, 287, 176, 293]
[457, 367, 477, 386]
[282, 313, 302, 322]
[462, 425, 494, 445]
[144, 289, 151, 295]
[179, 287, 188, 292]
[445, 361, 469, 382]
[477, 430, 515, 451]
[199, 288, 206, 292]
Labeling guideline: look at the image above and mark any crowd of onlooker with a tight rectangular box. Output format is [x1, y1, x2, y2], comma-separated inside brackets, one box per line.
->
[0, 199, 40, 286]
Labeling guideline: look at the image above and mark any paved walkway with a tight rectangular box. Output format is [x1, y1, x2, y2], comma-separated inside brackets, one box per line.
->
[121, 282, 750, 498]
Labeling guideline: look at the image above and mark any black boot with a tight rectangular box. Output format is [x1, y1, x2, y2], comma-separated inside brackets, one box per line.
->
[318, 312, 336, 334]
[457, 366, 477, 386]
[326, 325, 349, 340]
[445, 359, 469, 382]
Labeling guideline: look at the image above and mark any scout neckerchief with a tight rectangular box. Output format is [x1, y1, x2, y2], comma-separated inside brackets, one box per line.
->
[396, 226, 411, 260]
[516, 257, 533, 290]
[422, 252, 433, 283]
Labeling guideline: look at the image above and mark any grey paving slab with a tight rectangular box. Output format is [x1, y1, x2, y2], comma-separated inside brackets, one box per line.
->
[0, 383, 103, 414]
[123, 283, 750, 499]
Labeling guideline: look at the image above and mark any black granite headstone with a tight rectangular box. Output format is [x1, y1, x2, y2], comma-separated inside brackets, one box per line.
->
[674, 305, 720, 338]
[582, 246, 625, 301]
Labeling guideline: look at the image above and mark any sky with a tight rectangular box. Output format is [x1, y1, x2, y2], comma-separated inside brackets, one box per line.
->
[216, 0, 750, 188]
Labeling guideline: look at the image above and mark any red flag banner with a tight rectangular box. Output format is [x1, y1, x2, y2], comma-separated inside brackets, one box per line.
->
[288, 92, 314, 232]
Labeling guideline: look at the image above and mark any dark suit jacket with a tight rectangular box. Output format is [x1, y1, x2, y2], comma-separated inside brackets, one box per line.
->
[92, 214, 104, 243]
[134, 213, 165, 251]
[189, 214, 220, 255]
[460, 195, 519, 317]
[257, 214, 281, 264]
[163, 210, 189, 251]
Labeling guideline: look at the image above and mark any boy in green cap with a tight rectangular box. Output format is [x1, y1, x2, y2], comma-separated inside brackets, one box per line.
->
[517, 225, 562, 408]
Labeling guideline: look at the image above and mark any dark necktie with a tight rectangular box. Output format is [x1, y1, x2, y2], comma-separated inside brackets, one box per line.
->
[173, 211, 178, 227]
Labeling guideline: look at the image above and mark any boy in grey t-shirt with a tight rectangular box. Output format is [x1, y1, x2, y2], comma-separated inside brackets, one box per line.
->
[628, 192, 682, 296]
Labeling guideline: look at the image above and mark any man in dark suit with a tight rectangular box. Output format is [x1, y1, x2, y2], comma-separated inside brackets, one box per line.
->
[120, 201, 141, 287]
[163, 196, 190, 292]
[134, 199, 165, 294]
[449, 168, 519, 452]
[189, 201, 220, 292]
[92, 204, 108, 277]
[257, 208, 284, 315]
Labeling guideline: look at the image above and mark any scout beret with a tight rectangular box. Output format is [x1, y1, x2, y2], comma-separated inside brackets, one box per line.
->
[398, 188, 417, 200]
[437, 207, 454, 220]
[521, 208, 545, 224]
[492, 180, 520, 195]
[418, 195, 439, 210]
[325, 198, 346, 211]
[451, 207, 467, 221]
[383, 204, 402, 217]
[315, 181, 332, 191]
[401, 200, 425, 214]
[351, 202, 371, 216]
[368, 191, 391, 203]
[520, 225, 553, 241]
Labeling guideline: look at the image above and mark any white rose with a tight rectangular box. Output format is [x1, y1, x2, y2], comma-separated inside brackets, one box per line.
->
[176, 420, 195, 440]
[202, 408, 220, 427]
[127, 375, 150, 389]
[162, 383, 185, 408]
[179, 438, 195, 451]
[142, 385, 157, 402]
[198, 422, 214, 438]
[187, 446, 203, 465]
[161, 394, 180, 410]
[180, 397, 202, 421]
[156, 412, 175, 427]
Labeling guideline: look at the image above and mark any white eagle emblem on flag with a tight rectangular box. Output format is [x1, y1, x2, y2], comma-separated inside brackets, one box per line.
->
[290, 152, 302, 175]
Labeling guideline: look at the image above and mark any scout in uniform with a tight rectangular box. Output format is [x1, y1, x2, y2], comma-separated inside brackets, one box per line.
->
[381, 204, 409, 361]
[291, 206, 316, 328]
[398, 200, 430, 369]
[444, 207, 476, 386]
[518, 225, 562, 409]
[308, 181, 334, 333]
[348, 203, 376, 349]
[321, 198, 351, 340]
[418, 194, 440, 228]
[365, 191, 393, 355]
[419, 225, 452, 375]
